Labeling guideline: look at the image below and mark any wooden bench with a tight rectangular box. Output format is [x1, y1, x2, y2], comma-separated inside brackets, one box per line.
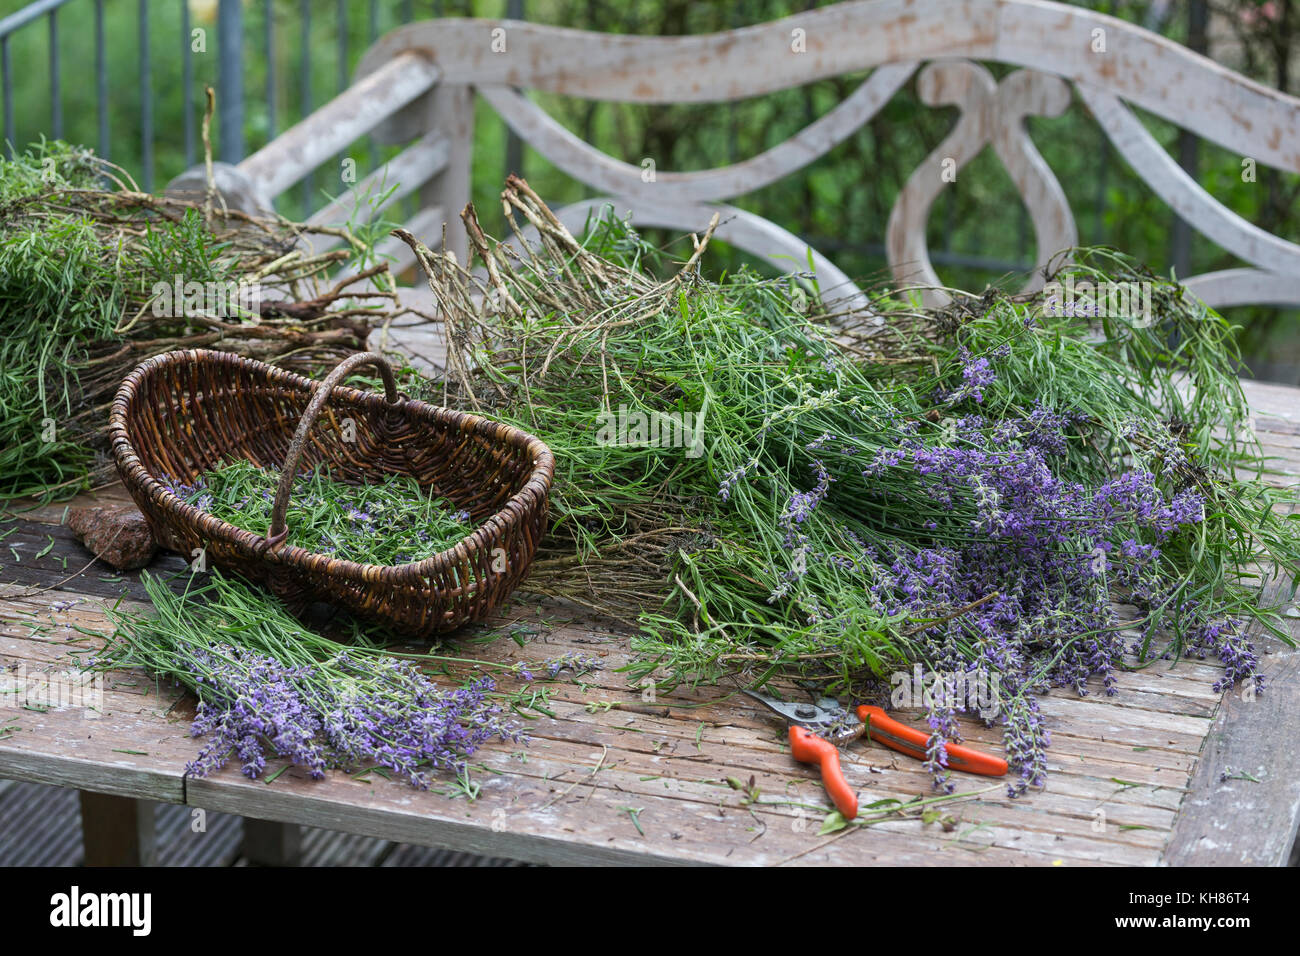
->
[5, 0, 1300, 866]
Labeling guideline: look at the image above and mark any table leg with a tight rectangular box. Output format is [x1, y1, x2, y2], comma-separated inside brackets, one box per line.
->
[241, 817, 302, 866]
[79, 791, 157, 867]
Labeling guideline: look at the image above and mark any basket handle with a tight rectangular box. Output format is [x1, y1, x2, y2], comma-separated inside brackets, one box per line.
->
[266, 352, 399, 549]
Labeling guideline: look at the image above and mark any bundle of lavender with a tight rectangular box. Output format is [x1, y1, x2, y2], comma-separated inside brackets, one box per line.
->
[104, 571, 526, 789]
[394, 178, 1300, 795]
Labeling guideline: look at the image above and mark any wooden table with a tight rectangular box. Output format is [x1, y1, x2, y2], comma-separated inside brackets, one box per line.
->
[2, 378, 1297, 867]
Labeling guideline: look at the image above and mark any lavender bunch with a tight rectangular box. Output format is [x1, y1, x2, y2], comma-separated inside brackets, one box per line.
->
[104, 570, 524, 787]
[322, 656, 516, 789]
[800, 324, 1280, 790]
[766, 366, 1260, 792]
[405, 198, 1299, 797]
[187, 647, 328, 780]
[620, 262, 1294, 795]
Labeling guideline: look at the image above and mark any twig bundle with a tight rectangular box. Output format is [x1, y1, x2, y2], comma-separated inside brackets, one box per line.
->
[0, 140, 428, 499]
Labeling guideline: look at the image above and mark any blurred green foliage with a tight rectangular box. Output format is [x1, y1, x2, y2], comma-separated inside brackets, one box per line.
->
[2, 0, 1296, 377]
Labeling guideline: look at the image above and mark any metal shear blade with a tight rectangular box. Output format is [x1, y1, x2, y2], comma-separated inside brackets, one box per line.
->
[742, 689, 862, 744]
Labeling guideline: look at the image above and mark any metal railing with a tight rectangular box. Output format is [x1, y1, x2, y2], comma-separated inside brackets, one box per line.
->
[1, 0, 169, 190]
[0, 0, 471, 203]
[1, 0, 80, 156]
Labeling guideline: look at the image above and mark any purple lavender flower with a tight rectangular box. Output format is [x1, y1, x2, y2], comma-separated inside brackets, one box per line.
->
[781, 460, 833, 533]
[188, 646, 328, 781]
[935, 347, 1000, 404]
[323, 659, 522, 786]
[1187, 618, 1261, 693]
[923, 704, 959, 793]
[718, 457, 758, 503]
[1002, 694, 1050, 796]
[845, 399, 1234, 793]
[961, 355, 996, 401]
[162, 474, 206, 503]
[540, 652, 600, 678]
[184, 644, 522, 788]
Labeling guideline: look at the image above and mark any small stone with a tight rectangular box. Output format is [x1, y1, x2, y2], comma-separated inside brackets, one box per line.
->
[65, 506, 157, 571]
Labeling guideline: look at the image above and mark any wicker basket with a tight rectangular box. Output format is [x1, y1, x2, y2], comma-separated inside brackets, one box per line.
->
[109, 348, 554, 637]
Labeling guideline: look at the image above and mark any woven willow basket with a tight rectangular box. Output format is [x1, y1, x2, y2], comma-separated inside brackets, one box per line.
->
[109, 348, 554, 638]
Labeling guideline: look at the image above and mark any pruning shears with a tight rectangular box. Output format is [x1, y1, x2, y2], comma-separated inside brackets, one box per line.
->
[743, 689, 1008, 820]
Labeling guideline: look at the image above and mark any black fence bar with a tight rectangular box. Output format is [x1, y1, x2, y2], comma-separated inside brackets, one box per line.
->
[95, 0, 107, 160]
[1171, 0, 1208, 279]
[809, 235, 1033, 278]
[183, 0, 193, 167]
[335, 0, 347, 195]
[218, 0, 243, 163]
[1017, 203, 1027, 263]
[400, 0, 413, 218]
[299, 0, 313, 213]
[505, 0, 524, 182]
[139, 0, 152, 191]
[264, 0, 275, 140]
[1094, 128, 1110, 245]
[943, 184, 956, 254]
[47, 8, 60, 139]
[337, 0, 348, 95]
[1, 36, 11, 157]
[368, 0, 378, 172]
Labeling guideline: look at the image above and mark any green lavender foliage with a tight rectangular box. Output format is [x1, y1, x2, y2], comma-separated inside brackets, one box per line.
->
[0, 141, 233, 500]
[427, 213, 1300, 692]
[106, 570, 431, 690]
[1, 142, 120, 497]
[175, 460, 475, 566]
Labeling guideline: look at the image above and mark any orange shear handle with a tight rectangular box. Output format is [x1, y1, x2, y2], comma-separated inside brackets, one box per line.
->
[856, 705, 1008, 777]
[788, 725, 858, 820]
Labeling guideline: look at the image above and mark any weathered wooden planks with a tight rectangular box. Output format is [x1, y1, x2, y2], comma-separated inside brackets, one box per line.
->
[1159, 387, 1300, 864]
[237, 53, 441, 199]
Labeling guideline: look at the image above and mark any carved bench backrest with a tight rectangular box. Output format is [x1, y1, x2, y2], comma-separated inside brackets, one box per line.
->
[277, 0, 1300, 310]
